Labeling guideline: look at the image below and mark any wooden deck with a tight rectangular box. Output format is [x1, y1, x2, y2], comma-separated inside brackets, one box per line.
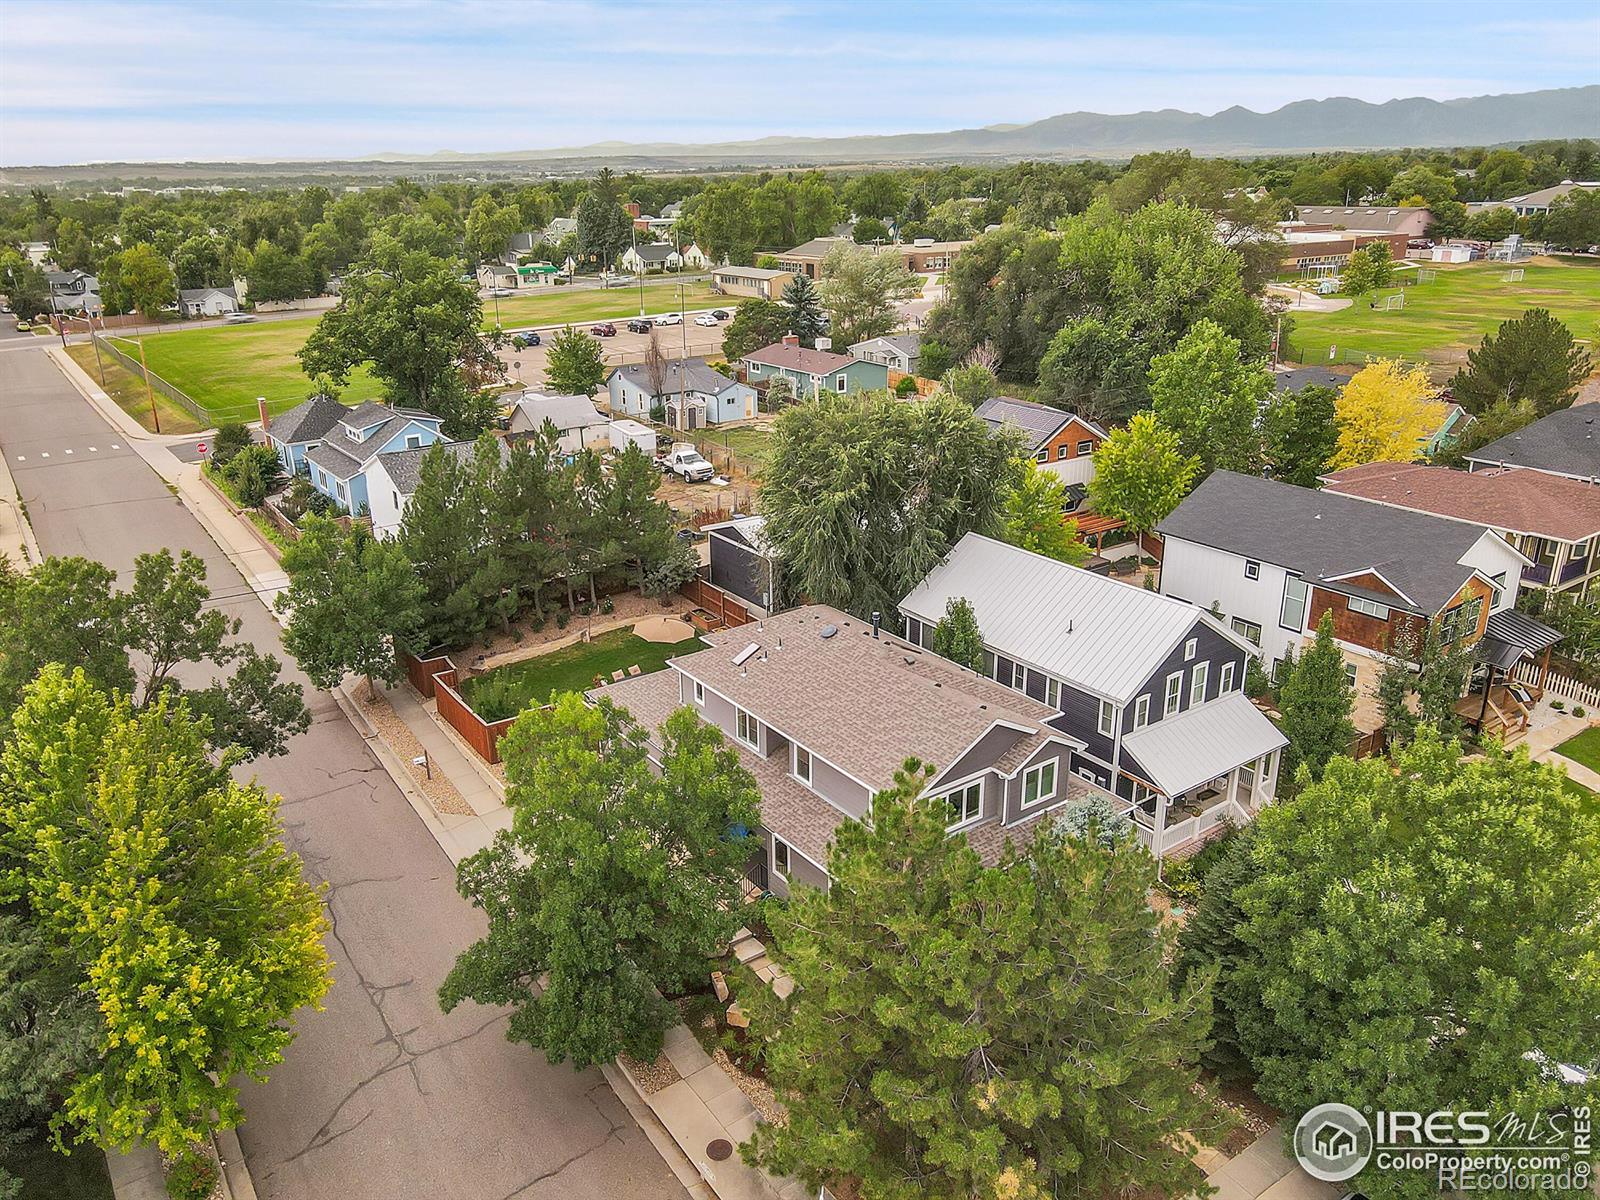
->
[1455, 682, 1541, 743]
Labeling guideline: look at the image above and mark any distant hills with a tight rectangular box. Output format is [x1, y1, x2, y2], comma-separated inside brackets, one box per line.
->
[374, 86, 1600, 165]
[4, 86, 1596, 185]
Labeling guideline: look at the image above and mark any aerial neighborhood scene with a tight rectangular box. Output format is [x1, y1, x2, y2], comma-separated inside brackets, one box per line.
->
[4, 3, 1600, 1200]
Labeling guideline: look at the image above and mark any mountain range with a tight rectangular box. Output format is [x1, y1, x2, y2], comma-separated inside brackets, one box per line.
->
[371, 86, 1600, 165]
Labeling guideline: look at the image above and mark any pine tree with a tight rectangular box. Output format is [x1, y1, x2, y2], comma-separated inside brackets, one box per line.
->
[1175, 828, 1258, 1079]
[747, 764, 1219, 1200]
[1451, 308, 1591, 417]
[782, 273, 827, 347]
[1276, 611, 1355, 791]
[399, 439, 496, 649]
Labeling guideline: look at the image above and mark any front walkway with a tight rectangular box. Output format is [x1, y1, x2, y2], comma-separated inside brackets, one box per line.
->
[1205, 1123, 1338, 1200]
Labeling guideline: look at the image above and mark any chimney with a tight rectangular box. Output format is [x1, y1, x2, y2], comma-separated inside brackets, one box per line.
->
[782, 334, 799, 347]
[257, 396, 269, 429]
[871, 611, 881, 639]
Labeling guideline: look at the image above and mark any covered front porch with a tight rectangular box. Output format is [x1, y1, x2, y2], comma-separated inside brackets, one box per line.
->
[1119, 692, 1288, 859]
[1457, 608, 1563, 746]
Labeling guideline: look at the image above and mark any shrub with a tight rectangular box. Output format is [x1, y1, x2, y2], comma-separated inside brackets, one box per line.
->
[165, 1147, 219, 1200]
[555, 611, 570, 629]
[1553, 699, 1567, 711]
[211, 421, 253, 468]
[1576, 706, 1588, 718]
[600, 597, 614, 614]
[223, 444, 284, 508]
[894, 376, 920, 398]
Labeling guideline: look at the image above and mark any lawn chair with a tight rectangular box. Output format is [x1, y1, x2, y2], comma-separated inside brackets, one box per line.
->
[627, 664, 642, 676]
[611, 670, 625, 682]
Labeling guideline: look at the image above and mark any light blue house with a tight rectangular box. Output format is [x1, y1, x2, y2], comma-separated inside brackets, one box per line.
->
[606, 359, 756, 428]
[300, 401, 444, 515]
[263, 394, 347, 476]
[741, 337, 890, 399]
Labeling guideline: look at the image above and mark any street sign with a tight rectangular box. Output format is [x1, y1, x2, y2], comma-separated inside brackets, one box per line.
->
[196, 442, 207, 454]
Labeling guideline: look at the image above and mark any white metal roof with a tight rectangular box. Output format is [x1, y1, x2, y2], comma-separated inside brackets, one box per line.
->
[899, 533, 1252, 703]
[1120, 693, 1287, 798]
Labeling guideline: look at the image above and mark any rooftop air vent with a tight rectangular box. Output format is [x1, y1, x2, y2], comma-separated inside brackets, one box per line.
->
[732, 643, 760, 666]
[820, 624, 838, 639]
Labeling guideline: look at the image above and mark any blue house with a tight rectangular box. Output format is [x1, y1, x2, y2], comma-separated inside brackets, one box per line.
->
[299, 401, 444, 515]
[263, 394, 347, 476]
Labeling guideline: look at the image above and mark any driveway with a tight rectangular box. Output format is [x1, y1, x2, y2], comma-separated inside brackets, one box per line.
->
[0, 345, 688, 1200]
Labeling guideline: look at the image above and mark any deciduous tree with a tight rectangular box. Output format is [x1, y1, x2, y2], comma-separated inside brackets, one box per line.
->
[1148, 319, 1270, 476]
[721, 299, 790, 361]
[1002, 459, 1090, 565]
[1261, 384, 1339, 486]
[543, 325, 607, 397]
[931, 596, 984, 672]
[439, 696, 759, 1068]
[279, 514, 424, 699]
[1330, 359, 1447, 469]
[112, 242, 176, 317]
[1087, 412, 1198, 536]
[1338, 242, 1394, 296]
[816, 241, 921, 348]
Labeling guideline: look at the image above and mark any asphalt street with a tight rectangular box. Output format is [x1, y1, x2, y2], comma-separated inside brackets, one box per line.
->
[0, 345, 688, 1200]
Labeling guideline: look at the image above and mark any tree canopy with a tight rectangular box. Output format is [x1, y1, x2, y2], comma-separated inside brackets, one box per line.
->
[1001, 459, 1090, 565]
[439, 695, 759, 1068]
[1450, 307, 1592, 418]
[1330, 359, 1447, 469]
[1148, 318, 1271, 477]
[817, 241, 922, 349]
[1086, 412, 1197, 536]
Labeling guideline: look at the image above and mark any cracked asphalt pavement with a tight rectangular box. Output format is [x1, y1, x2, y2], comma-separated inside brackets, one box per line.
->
[0, 346, 688, 1199]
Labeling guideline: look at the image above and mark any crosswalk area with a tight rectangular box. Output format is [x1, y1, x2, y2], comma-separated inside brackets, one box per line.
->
[11, 442, 123, 462]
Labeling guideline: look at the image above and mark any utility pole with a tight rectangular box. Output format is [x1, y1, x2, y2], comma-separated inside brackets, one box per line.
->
[85, 313, 106, 384]
[136, 336, 160, 434]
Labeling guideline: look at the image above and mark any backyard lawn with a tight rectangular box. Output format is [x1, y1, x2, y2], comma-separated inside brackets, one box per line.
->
[461, 626, 707, 721]
[2, 1140, 114, 1200]
[1553, 726, 1599, 809]
[1286, 257, 1600, 374]
[705, 424, 776, 478]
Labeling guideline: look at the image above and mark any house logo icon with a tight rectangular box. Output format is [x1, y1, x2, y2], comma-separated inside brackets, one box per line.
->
[1293, 1103, 1373, 1182]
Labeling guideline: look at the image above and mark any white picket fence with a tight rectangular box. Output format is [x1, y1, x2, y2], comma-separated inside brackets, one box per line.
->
[1514, 662, 1600, 710]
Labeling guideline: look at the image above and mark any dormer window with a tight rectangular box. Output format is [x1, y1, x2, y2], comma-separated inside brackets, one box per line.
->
[346, 425, 360, 441]
[405, 434, 423, 449]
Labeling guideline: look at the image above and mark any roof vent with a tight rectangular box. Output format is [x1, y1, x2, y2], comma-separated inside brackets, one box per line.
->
[732, 643, 760, 666]
[820, 624, 838, 639]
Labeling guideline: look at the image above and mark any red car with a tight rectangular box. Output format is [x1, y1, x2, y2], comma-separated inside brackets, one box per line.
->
[590, 322, 617, 337]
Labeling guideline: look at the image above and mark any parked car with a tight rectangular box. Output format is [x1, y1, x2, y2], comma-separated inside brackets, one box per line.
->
[507, 328, 541, 346]
[711, 309, 730, 320]
[590, 322, 617, 337]
[626, 318, 653, 334]
[224, 312, 257, 324]
[655, 313, 683, 327]
[15, 321, 30, 332]
[659, 443, 715, 483]
[602, 275, 633, 288]
[693, 313, 718, 327]
[491, 288, 514, 297]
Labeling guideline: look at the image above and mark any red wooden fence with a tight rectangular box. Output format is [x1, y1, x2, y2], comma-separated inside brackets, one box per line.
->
[679, 576, 753, 629]
[400, 649, 518, 764]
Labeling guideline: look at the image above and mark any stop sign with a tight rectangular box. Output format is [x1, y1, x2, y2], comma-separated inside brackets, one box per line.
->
[197, 442, 207, 454]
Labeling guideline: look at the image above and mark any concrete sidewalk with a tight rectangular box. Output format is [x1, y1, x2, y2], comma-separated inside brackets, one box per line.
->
[1206, 1124, 1337, 1200]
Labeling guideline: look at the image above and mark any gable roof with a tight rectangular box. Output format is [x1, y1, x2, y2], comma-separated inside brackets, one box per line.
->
[744, 342, 855, 375]
[1273, 366, 1347, 393]
[779, 236, 851, 260]
[373, 439, 481, 497]
[265, 394, 346, 445]
[178, 286, 237, 302]
[1158, 471, 1507, 616]
[673, 605, 1068, 794]
[341, 401, 397, 431]
[972, 396, 1072, 450]
[1463, 407, 1600, 483]
[629, 242, 678, 263]
[611, 358, 740, 398]
[306, 406, 440, 480]
[511, 393, 607, 432]
[850, 334, 920, 358]
[1322, 461, 1600, 543]
[900, 533, 1250, 703]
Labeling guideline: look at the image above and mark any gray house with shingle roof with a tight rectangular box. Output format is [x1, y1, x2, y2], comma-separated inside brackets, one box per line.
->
[607, 358, 755, 426]
[367, 439, 504, 540]
[1464, 406, 1600, 485]
[594, 604, 1092, 896]
[298, 401, 444, 516]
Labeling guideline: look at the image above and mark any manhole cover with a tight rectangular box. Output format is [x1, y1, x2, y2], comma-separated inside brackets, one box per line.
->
[706, 1139, 733, 1161]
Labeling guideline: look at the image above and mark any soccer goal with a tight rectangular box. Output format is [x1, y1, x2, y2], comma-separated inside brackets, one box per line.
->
[1380, 292, 1405, 311]
[1417, 268, 1437, 283]
[1501, 268, 1525, 282]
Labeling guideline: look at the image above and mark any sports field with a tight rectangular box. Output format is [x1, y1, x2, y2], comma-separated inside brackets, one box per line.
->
[108, 281, 727, 421]
[1286, 257, 1600, 373]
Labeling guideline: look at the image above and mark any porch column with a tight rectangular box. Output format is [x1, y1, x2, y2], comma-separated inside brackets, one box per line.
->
[1153, 793, 1170, 862]
[1227, 763, 1240, 811]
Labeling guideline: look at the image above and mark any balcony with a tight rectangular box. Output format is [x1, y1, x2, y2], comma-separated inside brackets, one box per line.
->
[1524, 562, 1554, 586]
[1559, 559, 1592, 585]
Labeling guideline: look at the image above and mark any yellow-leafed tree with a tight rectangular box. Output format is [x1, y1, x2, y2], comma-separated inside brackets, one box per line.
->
[1330, 359, 1447, 469]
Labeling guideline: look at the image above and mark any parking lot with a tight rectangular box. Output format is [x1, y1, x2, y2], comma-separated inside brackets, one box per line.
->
[496, 313, 729, 391]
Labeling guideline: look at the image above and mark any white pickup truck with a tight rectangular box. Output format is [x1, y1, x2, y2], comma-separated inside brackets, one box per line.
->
[659, 443, 715, 483]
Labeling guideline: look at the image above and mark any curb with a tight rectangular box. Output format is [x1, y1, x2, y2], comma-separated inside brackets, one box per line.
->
[603, 1060, 716, 1200]
[0, 443, 41, 567]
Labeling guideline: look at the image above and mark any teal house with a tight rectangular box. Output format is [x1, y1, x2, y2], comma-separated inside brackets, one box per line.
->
[1419, 402, 1475, 459]
[742, 336, 891, 399]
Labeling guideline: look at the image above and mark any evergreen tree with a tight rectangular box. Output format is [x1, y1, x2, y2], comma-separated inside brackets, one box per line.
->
[398, 439, 496, 649]
[278, 515, 424, 699]
[1175, 828, 1258, 1080]
[439, 696, 759, 1067]
[931, 596, 984, 671]
[1450, 307, 1592, 418]
[782, 273, 827, 347]
[1276, 611, 1355, 792]
[746, 764, 1218, 1200]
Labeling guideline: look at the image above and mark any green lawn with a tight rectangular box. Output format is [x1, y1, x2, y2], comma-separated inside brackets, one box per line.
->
[2, 1140, 114, 1200]
[109, 322, 383, 422]
[486, 280, 724, 329]
[1555, 726, 1600, 773]
[705, 425, 775, 478]
[1286, 258, 1600, 374]
[66, 342, 205, 434]
[461, 626, 707, 721]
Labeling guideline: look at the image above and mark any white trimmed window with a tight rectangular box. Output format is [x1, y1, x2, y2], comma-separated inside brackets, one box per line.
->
[1190, 662, 1209, 706]
[1057, 444, 1070, 460]
[1231, 617, 1263, 646]
[693, 679, 705, 705]
[1184, 637, 1197, 661]
[834, 374, 847, 392]
[1134, 694, 1151, 728]
[1043, 677, 1061, 709]
[1280, 575, 1309, 632]
[939, 781, 982, 829]
[772, 836, 791, 878]
[735, 707, 758, 748]
[1164, 671, 1183, 716]
[793, 745, 812, 785]
[1022, 760, 1057, 808]
[1343, 661, 1359, 689]
[1035, 448, 1048, 463]
[1097, 699, 1115, 737]
[1348, 595, 1391, 620]
[1219, 662, 1236, 693]
[1244, 560, 1261, 580]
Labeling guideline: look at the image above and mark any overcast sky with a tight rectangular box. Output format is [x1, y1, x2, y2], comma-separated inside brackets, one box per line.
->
[2, 0, 1597, 165]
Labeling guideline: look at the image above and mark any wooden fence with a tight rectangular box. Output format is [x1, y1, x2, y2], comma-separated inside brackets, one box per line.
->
[680, 575, 753, 629]
[1348, 728, 1388, 760]
[400, 649, 518, 764]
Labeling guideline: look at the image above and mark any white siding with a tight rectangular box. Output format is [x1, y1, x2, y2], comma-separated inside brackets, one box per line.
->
[1460, 530, 1527, 610]
[1158, 537, 1300, 666]
[365, 459, 408, 540]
